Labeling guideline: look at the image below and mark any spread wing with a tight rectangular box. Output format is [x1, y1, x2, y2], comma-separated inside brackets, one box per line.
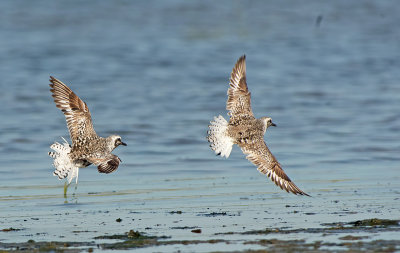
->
[239, 140, 309, 196]
[227, 55, 254, 122]
[89, 154, 121, 174]
[49, 76, 97, 146]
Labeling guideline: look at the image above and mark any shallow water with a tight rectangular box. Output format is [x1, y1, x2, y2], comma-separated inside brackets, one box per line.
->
[0, 0, 399, 252]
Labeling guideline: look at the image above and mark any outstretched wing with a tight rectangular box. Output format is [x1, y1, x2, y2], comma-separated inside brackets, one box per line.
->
[49, 76, 97, 146]
[227, 55, 254, 122]
[239, 139, 309, 196]
[89, 154, 121, 174]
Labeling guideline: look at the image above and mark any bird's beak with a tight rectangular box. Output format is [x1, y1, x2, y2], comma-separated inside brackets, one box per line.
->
[271, 122, 277, 127]
[121, 141, 127, 146]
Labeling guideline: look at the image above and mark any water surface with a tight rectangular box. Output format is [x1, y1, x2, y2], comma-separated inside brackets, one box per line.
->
[0, 1, 399, 252]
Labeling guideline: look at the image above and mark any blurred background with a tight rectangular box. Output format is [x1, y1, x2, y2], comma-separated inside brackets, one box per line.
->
[0, 0, 399, 251]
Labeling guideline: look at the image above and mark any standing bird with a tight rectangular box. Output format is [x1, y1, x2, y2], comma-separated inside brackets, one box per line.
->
[48, 76, 126, 196]
[207, 55, 309, 196]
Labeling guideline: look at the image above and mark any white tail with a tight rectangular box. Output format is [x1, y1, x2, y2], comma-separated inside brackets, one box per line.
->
[207, 115, 234, 158]
[48, 138, 79, 185]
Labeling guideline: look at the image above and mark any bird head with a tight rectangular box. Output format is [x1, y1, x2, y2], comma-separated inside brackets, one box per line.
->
[108, 135, 127, 151]
[261, 117, 276, 132]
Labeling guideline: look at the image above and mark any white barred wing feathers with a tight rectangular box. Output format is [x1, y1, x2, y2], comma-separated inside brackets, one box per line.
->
[239, 140, 309, 196]
[49, 76, 98, 146]
[227, 55, 254, 121]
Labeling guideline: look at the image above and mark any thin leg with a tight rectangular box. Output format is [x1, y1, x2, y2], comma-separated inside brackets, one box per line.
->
[75, 168, 79, 185]
[72, 184, 78, 197]
[64, 181, 70, 198]
[73, 169, 79, 197]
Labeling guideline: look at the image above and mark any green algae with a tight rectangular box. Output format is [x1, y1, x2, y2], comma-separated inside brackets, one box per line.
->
[322, 218, 400, 230]
[0, 241, 83, 253]
[0, 219, 399, 252]
[94, 230, 169, 250]
[350, 219, 400, 227]
[94, 229, 164, 240]
[215, 218, 400, 236]
[0, 228, 21, 232]
[240, 239, 399, 253]
[339, 235, 369, 241]
[1, 238, 398, 253]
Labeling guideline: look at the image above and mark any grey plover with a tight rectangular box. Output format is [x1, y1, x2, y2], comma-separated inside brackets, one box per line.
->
[207, 55, 309, 196]
[48, 76, 126, 194]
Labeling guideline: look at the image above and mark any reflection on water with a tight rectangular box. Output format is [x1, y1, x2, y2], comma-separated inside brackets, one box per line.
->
[0, 0, 399, 251]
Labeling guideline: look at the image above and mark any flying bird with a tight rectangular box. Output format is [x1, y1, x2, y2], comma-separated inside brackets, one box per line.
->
[48, 76, 126, 195]
[207, 55, 309, 196]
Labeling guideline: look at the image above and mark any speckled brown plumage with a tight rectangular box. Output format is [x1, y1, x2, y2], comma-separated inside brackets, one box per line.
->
[49, 76, 126, 179]
[207, 55, 309, 196]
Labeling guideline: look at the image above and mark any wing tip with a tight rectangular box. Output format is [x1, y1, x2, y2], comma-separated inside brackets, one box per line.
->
[260, 163, 311, 197]
[49, 76, 69, 90]
[293, 190, 311, 197]
[229, 55, 248, 91]
[287, 182, 311, 197]
[236, 54, 246, 68]
[49, 76, 55, 89]
[49, 76, 58, 85]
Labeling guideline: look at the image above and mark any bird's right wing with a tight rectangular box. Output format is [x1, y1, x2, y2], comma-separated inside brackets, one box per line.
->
[226, 55, 255, 122]
[49, 76, 97, 146]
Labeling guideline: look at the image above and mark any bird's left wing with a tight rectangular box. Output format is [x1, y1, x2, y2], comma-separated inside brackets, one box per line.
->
[239, 140, 309, 196]
[88, 154, 121, 174]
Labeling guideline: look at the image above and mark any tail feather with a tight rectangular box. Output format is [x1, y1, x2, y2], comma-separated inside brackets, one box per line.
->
[207, 115, 234, 158]
[48, 151, 57, 159]
[49, 139, 79, 184]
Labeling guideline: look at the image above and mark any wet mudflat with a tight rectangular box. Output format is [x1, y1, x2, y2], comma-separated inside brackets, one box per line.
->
[0, 0, 400, 252]
[0, 172, 399, 252]
[1, 218, 399, 252]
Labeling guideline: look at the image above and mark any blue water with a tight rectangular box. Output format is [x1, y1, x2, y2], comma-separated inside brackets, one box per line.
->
[0, 1, 399, 251]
